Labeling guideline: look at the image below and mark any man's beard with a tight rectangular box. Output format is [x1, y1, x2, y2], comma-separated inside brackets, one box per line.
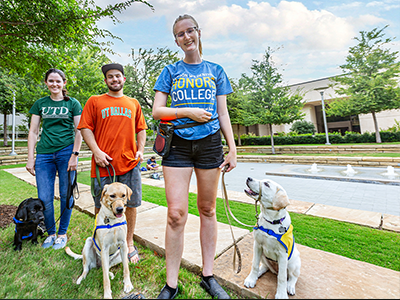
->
[107, 81, 124, 92]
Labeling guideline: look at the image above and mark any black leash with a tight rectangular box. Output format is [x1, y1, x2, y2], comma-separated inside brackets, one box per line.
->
[43, 170, 79, 234]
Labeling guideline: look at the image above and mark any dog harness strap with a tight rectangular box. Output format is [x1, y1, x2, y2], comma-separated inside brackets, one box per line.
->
[13, 217, 34, 239]
[92, 220, 127, 254]
[254, 224, 295, 260]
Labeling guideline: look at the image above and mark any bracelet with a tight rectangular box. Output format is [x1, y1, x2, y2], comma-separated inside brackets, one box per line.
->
[175, 108, 178, 118]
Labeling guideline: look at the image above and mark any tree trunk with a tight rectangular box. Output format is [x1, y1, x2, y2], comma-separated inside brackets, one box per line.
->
[269, 123, 275, 154]
[237, 124, 241, 146]
[371, 111, 382, 143]
[3, 113, 8, 147]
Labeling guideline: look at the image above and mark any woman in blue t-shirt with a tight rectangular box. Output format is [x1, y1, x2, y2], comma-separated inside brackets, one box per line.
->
[26, 68, 82, 250]
[153, 14, 237, 299]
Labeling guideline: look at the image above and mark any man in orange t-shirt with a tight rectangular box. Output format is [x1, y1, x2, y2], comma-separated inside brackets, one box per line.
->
[78, 63, 147, 264]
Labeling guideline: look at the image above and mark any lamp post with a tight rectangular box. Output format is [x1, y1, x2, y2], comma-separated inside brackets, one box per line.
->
[314, 87, 331, 145]
[9, 90, 17, 156]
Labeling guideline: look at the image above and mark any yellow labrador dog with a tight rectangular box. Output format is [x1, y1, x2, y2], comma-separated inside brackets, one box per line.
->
[244, 177, 301, 299]
[65, 182, 133, 299]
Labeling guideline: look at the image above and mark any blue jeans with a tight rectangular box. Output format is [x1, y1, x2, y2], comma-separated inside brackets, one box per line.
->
[35, 144, 76, 236]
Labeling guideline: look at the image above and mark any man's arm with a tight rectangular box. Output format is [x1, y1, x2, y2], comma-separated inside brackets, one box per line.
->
[135, 129, 146, 163]
[81, 128, 113, 167]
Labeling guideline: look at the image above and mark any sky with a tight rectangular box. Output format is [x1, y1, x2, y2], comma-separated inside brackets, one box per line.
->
[95, 0, 400, 85]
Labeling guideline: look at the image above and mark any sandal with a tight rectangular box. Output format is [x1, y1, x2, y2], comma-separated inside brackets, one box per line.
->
[128, 245, 140, 263]
[200, 276, 230, 299]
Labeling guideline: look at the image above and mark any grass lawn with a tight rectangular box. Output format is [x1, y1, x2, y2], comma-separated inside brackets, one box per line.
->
[0, 168, 240, 299]
[75, 170, 400, 272]
[1, 163, 399, 299]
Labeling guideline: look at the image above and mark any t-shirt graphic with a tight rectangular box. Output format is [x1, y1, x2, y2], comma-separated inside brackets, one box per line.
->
[41, 106, 71, 119]
[29, 96, 82, 154]
[154, 60, 233, 140]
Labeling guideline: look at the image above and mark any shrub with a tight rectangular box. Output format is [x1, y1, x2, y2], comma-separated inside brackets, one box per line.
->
[290, 120, 316, 134]
[236, 130, 399, 145]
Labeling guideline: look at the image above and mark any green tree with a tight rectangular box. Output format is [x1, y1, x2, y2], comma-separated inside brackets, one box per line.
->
[226, 78, 246, 145]
[14, 48, 110, 115]
[241, 48, 305, 154]
[123, 47, 180, 129]
[0, 68, 15, 146]
[328, 26, 400, 143]
[0, 0, 152, 79]
[290, 120, 316, 134]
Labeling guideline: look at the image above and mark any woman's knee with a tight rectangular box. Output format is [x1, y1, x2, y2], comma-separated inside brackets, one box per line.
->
[167, 208, 187, 229]
[198, 204, 216, 218]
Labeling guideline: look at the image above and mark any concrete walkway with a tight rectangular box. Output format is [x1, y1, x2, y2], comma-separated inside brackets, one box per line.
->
[4, 167, 400, 299]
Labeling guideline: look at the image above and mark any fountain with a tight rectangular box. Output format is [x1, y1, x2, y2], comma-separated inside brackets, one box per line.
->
[275, 163, 400, 185]
[308, 163, 322, 174]
[381, 166, 399, 180]
[342, 164, 357, 176]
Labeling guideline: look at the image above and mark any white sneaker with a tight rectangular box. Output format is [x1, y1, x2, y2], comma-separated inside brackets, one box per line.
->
[42, 235, 57, 248]
[52, 236, 68, 250]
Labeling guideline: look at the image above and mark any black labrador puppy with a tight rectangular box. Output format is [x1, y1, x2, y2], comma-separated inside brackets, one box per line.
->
[13, 197, 46, 251]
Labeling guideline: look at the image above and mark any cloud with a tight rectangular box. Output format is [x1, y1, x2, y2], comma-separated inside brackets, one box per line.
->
[92, 0, 398, 83]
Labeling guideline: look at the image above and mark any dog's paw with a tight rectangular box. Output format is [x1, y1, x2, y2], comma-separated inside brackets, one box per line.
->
[104, 291, 112, 299]
[275, 290, 289, 299]
[124, 281, 134, 293]
[244, 275, 257, 288]
[287, 283, 296, 296]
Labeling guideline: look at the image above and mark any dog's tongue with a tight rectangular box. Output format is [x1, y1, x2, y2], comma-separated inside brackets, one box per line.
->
[115, 214, 123, 218]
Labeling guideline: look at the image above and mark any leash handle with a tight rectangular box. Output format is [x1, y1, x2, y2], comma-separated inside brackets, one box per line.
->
[91, 163, 116, 198]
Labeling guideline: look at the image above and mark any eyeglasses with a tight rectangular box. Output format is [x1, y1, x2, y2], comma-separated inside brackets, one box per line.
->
[175, 27, 197, 39]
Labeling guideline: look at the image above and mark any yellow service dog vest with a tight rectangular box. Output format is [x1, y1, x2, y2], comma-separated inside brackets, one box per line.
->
[254, 224, 295, 260]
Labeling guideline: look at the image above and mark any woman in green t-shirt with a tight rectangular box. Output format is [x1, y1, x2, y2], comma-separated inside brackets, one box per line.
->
[26, 68, 83, 250]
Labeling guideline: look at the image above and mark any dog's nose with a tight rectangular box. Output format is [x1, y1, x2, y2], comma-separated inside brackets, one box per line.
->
[116, 207, 124, 214]
[247, 177, 253, 182]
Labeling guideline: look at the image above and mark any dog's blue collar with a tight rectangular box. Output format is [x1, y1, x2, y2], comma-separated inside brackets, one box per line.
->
[13, 217, 33, 224]
[13, 217, 33, 239]
[93, 220, 127, 254]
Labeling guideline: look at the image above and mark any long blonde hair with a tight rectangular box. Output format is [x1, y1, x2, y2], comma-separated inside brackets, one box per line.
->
[172, 14, 202, 56]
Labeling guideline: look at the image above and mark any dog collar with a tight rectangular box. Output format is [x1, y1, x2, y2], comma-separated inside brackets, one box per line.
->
[263, 216, 286, 225]
[13, 217, 33, 224]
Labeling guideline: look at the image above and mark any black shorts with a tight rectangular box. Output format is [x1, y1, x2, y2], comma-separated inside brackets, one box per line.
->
[162, 129, 224, 169]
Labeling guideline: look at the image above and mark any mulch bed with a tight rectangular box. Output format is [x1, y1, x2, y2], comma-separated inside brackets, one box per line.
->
[0, 205, 18, 228]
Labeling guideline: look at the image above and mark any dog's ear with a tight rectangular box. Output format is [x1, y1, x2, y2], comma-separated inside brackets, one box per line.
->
[15, 206, 28, 222]
[272, 188, 290, 210]
[101, 184, 110, 200]
[125, 185, 133, 200]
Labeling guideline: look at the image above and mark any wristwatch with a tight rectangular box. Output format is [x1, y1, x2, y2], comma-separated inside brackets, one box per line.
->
[72, 151, 79, 156]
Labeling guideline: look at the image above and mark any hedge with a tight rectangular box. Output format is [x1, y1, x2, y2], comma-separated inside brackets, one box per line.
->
[236, 131, 400, 145]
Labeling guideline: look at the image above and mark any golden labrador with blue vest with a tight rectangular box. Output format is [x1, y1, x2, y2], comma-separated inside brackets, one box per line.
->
[244, 177, 301, 299]
[65, 182, 133, 299]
